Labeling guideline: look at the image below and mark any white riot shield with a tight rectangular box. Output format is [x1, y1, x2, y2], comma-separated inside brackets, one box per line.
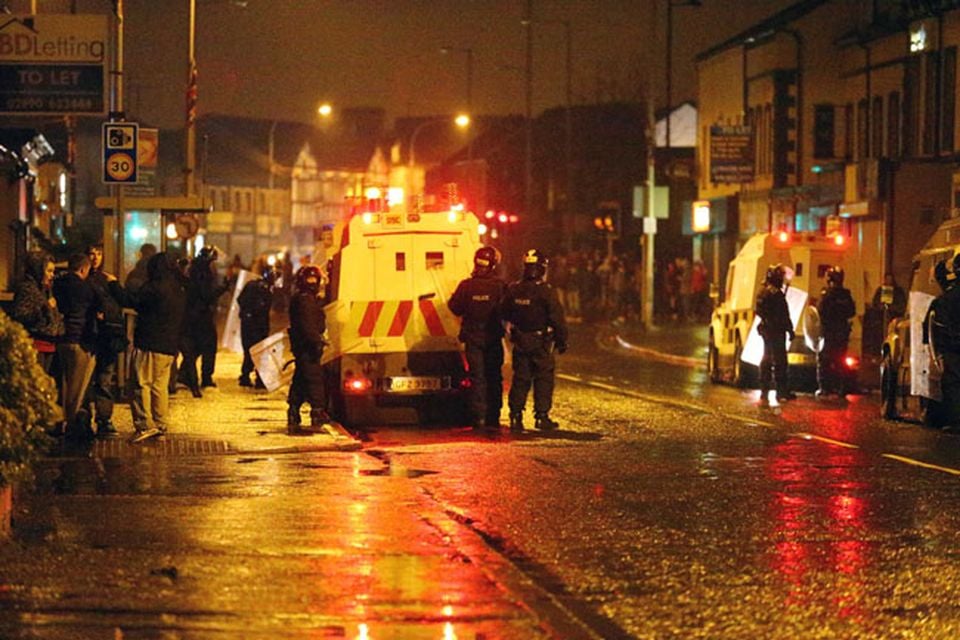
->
[803, 305, 824, 353]
[220, 269, 252, 353]
[741, 287, 808, 367]
[909, 291, 939, 400]
[250, 330, 294, 392]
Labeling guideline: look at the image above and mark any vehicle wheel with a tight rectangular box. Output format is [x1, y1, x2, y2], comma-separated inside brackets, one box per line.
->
[707, 334, 722, 384]
[880, 353, 899, 420]
[733, 336, 747, 388]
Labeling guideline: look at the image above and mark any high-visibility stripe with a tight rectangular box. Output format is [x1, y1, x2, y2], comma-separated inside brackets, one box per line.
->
[419, 299, 446, 336]
[388, 300, 413, 336]
[358, 300, 384, 337]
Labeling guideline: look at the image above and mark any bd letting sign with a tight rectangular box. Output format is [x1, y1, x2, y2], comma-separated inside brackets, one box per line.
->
[0, 14, 107, 115]
[709, 124, 754, 184]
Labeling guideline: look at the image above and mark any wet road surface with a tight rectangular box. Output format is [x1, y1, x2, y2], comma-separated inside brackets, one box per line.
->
[5, 324, 960, 638]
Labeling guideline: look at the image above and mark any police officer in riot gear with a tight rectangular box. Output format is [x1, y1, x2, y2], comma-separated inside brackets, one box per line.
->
[503, 249, 568, 431]
[816, 266, 857, 398]
[237, 264, 276, 388]
[755, 264, 794, 406]
[287, 265, 330, 432]
[926, 260, 960, 428]
[449, 246, 507, 430]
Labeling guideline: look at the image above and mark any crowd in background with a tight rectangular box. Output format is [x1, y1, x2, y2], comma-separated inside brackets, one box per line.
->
[547, 250, 712, 325]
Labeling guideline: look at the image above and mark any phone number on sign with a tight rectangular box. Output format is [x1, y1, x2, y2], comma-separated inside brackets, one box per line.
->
[3, 96, 102, 113]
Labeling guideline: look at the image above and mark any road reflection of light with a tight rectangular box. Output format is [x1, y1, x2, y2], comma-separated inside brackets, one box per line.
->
[355, 622, 370, 640]
[353, 453, 362, 478]
[766, 439, 870, 620]
[443, 621, 458, 640]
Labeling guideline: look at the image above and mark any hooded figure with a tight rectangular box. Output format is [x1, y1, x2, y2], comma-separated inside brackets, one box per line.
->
[129, 252, 188, 440]
[11, 251, 64, 373]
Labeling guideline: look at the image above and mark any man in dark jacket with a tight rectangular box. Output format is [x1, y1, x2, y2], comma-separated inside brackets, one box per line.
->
[181, 246, 230, 394]
[755, 264, 794, 406]
[237, 265, 275, 388]
[84, 243, 128, 436]
[11, 251, 64, 374]
[52, 253, 99, 441]
[816, 266, 857, 398]
[449, 246, 507, 430]
[503, 249, 568, 432]
[129, 252, 187, 441]
[287, 265, 329, 432]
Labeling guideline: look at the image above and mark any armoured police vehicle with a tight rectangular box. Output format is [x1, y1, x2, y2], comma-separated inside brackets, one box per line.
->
[880, 216, 960, 420]
[321, 196, 481, 425]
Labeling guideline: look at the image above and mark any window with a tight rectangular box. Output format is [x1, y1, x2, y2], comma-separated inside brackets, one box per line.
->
[923, 51, 938, 154]
[857, 99, 869, 159]
[844, 103, 853, 159]
[872, 96, 884, 157]
[425, 251, 444, 269]
[396, 252, 406, 271]
[888, 92, 901, 158]
[813, 104, 835, 159]
[904, 57, 920, 157]
[943, 47, 957, 152]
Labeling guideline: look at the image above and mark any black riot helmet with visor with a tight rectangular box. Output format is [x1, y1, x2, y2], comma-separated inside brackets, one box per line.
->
[521, 249, 548, 281]
[765, 263, 786, 289]
[473, 246, 501, 276]
[296, 264, 323, 295]
[826, 265, 845, 287]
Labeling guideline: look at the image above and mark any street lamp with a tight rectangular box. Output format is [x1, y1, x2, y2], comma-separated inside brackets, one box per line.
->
[665, 0, 701, 148]
[408, 114, 470, 168]
[440, 45, 474, 159]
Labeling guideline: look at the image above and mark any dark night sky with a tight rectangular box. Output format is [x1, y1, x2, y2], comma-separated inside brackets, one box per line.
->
[8, 0, 795, 128]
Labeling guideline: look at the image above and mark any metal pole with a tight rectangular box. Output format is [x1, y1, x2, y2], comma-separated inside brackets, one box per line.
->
[564, 21, 573, 234]
[185, 0, 197, 198]
[111, 0, 126, 277]
[643, 97, 656, 328]
[666, 0, 673, 149]
[268, 120, 277, 190]
[524, 0, 533, 219]
[466, 48, 474, 161]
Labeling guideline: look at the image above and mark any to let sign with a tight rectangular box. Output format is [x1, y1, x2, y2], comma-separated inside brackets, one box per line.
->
[0, 14, 107, 115]
[709, 124, 755, 184]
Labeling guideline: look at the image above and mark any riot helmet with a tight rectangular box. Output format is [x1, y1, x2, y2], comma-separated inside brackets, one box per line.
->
[765, 264, 786, 289]
[296, 264, 323, 295]
[522, 249, 548, 281]
[952, 252, 960, 275]
[826, 266, 845, 287]
[197, 245, 219, 263]
[473, 246, 501, 276]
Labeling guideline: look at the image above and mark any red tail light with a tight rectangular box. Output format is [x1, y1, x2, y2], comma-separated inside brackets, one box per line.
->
[844, 356, 859, 369]
[459, 377, 472, 390]
[344, 376, 372, 392]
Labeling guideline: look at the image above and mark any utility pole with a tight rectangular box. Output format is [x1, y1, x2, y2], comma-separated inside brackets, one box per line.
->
[110, 0, 126, 276]
[643, 97, 656, 328]
[185, 0, 198, 199]
[524, 0, 533, 220]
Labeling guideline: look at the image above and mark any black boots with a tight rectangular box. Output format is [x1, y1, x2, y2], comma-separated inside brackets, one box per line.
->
[534, 414, 559, 431]
[509, 413, 524, 432]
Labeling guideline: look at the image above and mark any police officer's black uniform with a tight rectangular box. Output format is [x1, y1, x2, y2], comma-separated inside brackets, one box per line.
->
[181, 247, 230, 394]
[237, 267, 275, 388]
[503, 250, 568, 431]
[926, 260, 960, 428]
[287, 265, 329, 431]
[816, 267, 857, 397]
[449, 246, 506, 429]
[755, 264, 794, 404]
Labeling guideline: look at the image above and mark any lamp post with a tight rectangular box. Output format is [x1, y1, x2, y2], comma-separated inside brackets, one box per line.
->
[440, 45, 474, 160]
[408, 114, 470, 168]
[666, 0, 701, 149]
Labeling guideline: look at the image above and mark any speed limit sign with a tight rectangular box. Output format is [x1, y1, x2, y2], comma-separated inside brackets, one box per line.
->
[102, 121, 139, 184]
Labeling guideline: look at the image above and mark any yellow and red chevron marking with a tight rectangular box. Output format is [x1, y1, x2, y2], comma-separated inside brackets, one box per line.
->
[350, 300, 455, 338]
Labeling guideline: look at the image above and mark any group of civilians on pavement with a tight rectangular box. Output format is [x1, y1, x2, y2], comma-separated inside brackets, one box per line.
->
[547, 250, 710, 326]
[8, 242, 322, 444]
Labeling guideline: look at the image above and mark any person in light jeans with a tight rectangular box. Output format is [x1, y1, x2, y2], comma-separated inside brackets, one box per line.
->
[129, 252, 187, 439]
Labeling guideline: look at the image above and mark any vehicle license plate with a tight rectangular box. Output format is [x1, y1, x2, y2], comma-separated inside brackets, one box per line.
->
[389, 377, 442, 392]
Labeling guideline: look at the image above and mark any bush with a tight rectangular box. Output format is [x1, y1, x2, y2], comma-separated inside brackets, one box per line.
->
[0, 311, 59, 487]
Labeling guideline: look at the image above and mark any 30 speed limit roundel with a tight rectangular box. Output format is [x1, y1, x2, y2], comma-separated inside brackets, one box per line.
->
[106, 152, 136, 182]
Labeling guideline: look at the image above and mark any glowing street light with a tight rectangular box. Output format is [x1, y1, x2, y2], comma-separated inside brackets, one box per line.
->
[408, 114, 471, 167]
[317, 102, 333, 118]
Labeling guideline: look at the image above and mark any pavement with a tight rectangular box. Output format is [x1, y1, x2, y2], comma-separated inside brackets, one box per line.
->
[82, 350, 361, 457]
